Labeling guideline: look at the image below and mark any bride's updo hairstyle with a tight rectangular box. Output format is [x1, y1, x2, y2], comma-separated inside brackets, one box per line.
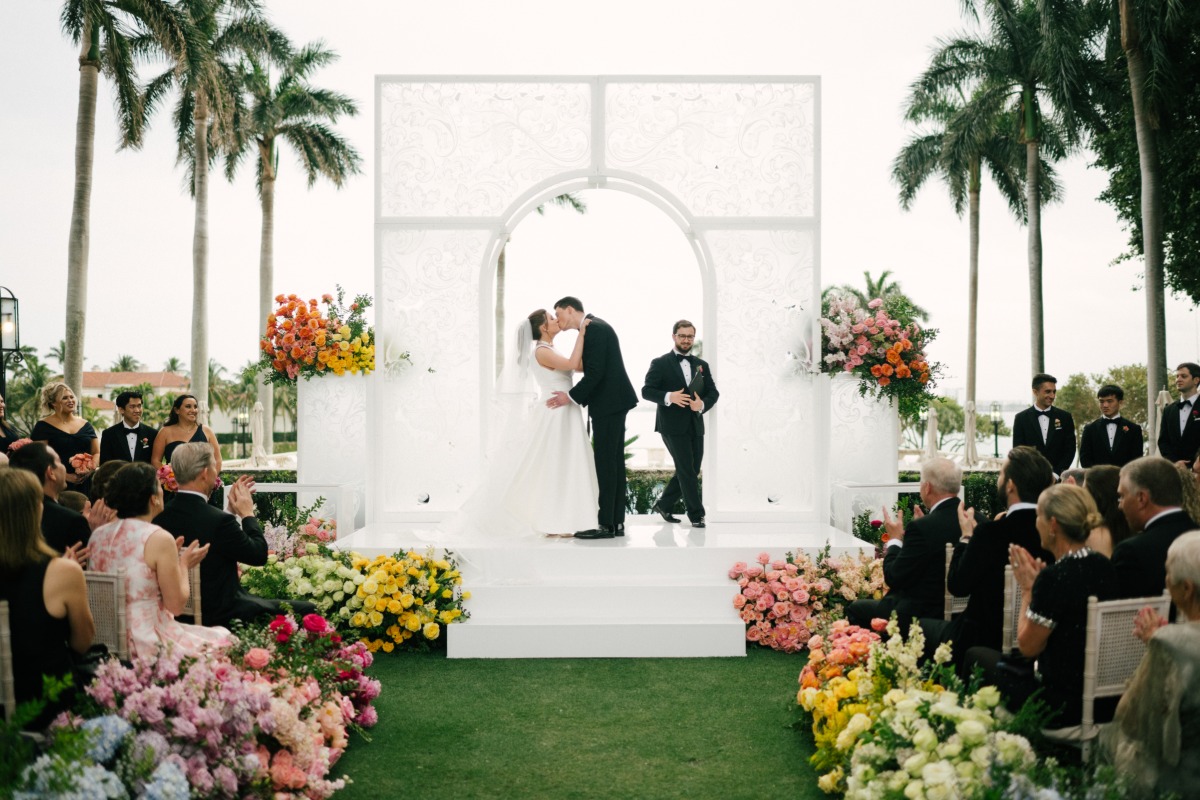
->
[527, 309, 548, 339]
[1038, 484, 1103, 543]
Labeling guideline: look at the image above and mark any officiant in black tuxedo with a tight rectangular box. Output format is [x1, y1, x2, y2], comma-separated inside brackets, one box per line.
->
[642, 320, 719, 527]
[1157, 362, 1200, 466]
[1012, 373, 1076, 475]
[99, 391, 158, 465]
[1078, 384, 1143, 468]
[549, 297, 638, 540]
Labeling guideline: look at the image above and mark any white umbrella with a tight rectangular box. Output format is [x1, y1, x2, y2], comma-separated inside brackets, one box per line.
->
[963, 401, 979, 467]
[923, 405, 940, 462]
[250, 401, 269, 466]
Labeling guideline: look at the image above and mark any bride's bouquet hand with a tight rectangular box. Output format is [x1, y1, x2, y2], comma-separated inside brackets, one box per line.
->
[580, 318, 591, 334]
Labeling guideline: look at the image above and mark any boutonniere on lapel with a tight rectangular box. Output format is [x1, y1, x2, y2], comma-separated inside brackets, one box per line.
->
[1122, 425, 1129, 432]
[140, 437, 150, 449]
[1053, 418, 1062, 430]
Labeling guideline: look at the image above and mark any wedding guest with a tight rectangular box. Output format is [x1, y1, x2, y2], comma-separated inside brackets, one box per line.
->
[1100, 530, 1200, 798]
[1079, 385, 1144, 468]
[99, 391, 157, 465]
[642, 319, 719, 528]
[31, 382, 99, 493]
[1012, 373, 1076, 476]
[150, 394, 221, 473]
[153, 443, 315, 626]
[88, 462, 230, 659]
[1113, 456, 1196, 600]
[1062, 468, 1087, 486]
[921, 447, 1054, 664]
[1180, 455, 1200, 523]
[57, 490, 88, 515]
[846, 457, 963, 632]
[964, 484, 1117, 726]
[7, 441, 109, 552]
[1083, 465, 1134, 558]
[1158, 363, 1200, 466]
[89, 460, 127, 504]
[0, 468, 95, 728]
[0, 393, 23, 452]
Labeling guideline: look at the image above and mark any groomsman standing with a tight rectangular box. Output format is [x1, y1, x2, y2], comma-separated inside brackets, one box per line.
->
[642, 320, 719, 528]
[1012, 373, 1076, 476]
[1158, 362, 1200, 466]
[99, 391, 158, 464]
[1078, 384, 1144, 468]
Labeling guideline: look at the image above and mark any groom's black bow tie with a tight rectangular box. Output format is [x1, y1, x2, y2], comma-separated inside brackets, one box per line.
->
[1035, 409, 1050, 417]
[676, 354, 691, 362]
[123, 427, 139, 434]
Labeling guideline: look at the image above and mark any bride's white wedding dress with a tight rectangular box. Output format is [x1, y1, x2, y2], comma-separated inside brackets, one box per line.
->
[445, 341, 599, 540]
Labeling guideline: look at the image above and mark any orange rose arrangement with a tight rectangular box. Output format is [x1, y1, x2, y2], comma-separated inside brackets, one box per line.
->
[253, 286, 375, 385]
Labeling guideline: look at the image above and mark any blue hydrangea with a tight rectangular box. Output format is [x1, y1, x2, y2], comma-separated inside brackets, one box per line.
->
[137, 761, 189, 800]
[15, 754, 128, 799]
[82, 715, 133, 763]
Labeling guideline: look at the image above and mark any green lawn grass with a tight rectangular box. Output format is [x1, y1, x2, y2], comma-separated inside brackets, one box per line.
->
[333, 647, 824, 800]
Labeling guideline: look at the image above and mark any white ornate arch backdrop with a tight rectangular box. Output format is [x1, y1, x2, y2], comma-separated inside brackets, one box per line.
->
[371, 76, 829, 524]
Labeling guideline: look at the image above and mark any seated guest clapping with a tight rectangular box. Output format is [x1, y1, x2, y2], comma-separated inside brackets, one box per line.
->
[920, 447, 1054, 664]
[88, 462, 231, 659]
[0, 468, 95, 728]
[965, 484, 1117, 726]
[1083, 465, 1134, 558]
[847, 457, 963, 632]
[1101, 530, 1200, 798]
[1113, 456, 1196, 599]
[153, 443, 316, 626]
[7, 441, 112, 554]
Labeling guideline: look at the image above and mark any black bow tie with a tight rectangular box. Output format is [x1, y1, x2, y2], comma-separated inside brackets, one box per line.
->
[1035, 410, 1050, 417]
[1105, 418, 1119, 424]
[677, 354, 691, 363]
[123, 427, 139, 434]
[1183, 400, 1193, 408]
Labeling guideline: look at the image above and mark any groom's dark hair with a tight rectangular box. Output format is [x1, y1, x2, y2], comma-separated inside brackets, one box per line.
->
[554, 296, 584, 312]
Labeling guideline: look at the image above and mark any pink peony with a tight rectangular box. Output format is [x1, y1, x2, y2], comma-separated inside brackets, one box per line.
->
[244, 648, 271, 670]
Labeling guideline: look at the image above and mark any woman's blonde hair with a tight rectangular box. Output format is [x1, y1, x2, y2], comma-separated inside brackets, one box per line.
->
[0, 467, 55, 569]
[41, 382, 76, 413]
[1038, 483, 1103, 544]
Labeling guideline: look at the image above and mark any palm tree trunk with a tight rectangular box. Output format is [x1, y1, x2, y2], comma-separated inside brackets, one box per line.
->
[1026, 140, 1044, 373]
[1122, 0, 1168, 453]
[65, 24, 100, 393]
[495, 242, 507, 377]
[967, 159, 981, 411]
[258, 165, 276, 454]
[191, 90, 210, 422]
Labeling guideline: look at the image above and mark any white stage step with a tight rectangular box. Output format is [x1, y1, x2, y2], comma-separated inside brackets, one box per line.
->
[333, 516, 873, 658]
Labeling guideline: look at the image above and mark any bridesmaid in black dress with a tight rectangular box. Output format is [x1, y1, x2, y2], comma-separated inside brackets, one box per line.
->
[30, 383, 98, 494]
[152, 394, 223, 508]
[0, 393, 24, 453]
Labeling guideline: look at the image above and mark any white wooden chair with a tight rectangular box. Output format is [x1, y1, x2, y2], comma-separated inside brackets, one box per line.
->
[0, 600, 15, 723]
[1042, 591, 1173, 758]
[1001, 565, 1023, 653]
[180, 564, 202, 626]
[85, 570, 129, 661]
[943, 543, 969, 620]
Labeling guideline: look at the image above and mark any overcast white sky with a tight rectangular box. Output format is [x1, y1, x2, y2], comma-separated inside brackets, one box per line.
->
[2, 1, 1196, 405]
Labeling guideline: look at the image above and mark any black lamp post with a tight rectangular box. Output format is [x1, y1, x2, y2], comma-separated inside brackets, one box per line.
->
[990, 401, 1002, 458]
[236, 409, 249, 458]
[0, 287, 20, 399]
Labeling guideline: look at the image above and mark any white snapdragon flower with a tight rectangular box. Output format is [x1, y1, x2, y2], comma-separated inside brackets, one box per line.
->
[972, 685, 1001, 709]
[903, 752, 928, 776]
[956, 718, 987, 746]
[912, 725, 938, 753]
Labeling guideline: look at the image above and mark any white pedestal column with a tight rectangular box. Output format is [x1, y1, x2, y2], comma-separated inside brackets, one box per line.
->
[828, 372, 902, 530]
[297, 374, 370, 530]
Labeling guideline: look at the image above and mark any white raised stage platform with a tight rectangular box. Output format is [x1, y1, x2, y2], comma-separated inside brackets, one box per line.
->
[334, 517, 871, 659]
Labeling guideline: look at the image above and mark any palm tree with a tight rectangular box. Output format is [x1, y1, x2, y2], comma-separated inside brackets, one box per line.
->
[58, 1, 187, 395]
[48, 339, 68, 367]
[140, 0, 288, 423]
[893, 84, 1059, 461]
[163, 356, 187, 374]
[827, 270, 932, 321]
[110, 354, 144, 372]
[206, 358, 231, 414]
[495, 193, 588, 373]
[914, 0, 1097, 371]
[225, 42, 361, 453]
[7, 354, 54, 432]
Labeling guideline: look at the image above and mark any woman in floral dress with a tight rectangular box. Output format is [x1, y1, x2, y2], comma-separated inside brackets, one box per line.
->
[88, 462, 231, 658]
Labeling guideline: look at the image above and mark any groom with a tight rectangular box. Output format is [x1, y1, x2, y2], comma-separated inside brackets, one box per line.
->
[549, 296, 638, 539]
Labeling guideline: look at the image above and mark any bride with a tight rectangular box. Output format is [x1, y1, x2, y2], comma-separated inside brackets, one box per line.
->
[447, 308, 599, 539]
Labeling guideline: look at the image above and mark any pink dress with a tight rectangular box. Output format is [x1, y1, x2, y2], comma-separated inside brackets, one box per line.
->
[88, 518, 231, 659]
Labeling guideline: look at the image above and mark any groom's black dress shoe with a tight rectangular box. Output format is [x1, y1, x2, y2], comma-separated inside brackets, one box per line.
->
[575, 526, 616, 540]
[690, 518, 706, 528]
[615, 524, 625, 537]
[652, 503, 680, 524]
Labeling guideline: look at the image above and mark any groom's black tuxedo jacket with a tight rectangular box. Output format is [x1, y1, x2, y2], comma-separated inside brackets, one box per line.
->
[641, 352, 719, 436]
[1078, 416, 1143, 468]
[99, 422, 158, 464]
[568, 315, 637, 418]
[1157, 397, 1200, 464]
[1012, 406, 1076, 474]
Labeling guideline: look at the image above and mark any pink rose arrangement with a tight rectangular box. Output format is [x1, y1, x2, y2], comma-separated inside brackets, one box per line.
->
[264, 516, 338, 559]
[5, 437, 32, 453]
[156, 465, 223, 494]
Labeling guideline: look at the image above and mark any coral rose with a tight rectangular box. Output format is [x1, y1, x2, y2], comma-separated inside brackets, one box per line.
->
[243, 648, 270, 670]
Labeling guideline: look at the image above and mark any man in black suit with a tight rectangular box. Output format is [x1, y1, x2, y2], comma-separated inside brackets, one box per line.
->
[641, 319, 719, 528]
[1113, 455, 1198, 600]
[1012, 373, 1076, 476]
[153, 442, 315, 626]
[548, 297, 638, 540]
[920, 446, 1055, 664]
[1078, 384, 1144, 468]
[847, 458, 964, 632]
[99, 391, 158, 465]
[1157, 362, 1200, 466]
[7, 441, 109, 553]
